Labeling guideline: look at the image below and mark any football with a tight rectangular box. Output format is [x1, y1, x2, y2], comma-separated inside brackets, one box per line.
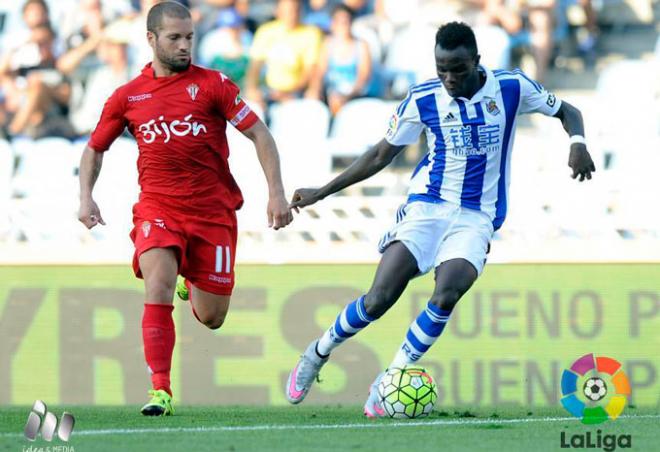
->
[377, 366, 437, 419]
[583, 377, 608, 402]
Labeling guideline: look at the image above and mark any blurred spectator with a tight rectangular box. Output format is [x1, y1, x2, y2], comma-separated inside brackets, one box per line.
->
[130, 0, 190, 9]
[476, 0, 521, 70]
[520, 0, 556, 82]
[191, 0, 253, 35]
[245, 0, 322, 108]
[58, 0, 123, 44]
[567, 0, 598, 65]
[57, 11, 130, 136]
[241, 0, 279, 29]
[197, 8, 252, 86]
[17, 0, 51, 40]
[124, 0, 161, 75]
[0, 23, 72, 138]
[56, 0, 107, 135]
[341, 0, 373, 17]
[71, 33, 129, 135]
[307, 4, 371, 114]
[303, 0, 337, 33]
[351, 0, 427, 67]
[0, 0, 53, 54]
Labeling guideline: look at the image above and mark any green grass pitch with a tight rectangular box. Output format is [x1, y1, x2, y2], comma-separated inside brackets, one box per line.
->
[1, 405, 658, 452]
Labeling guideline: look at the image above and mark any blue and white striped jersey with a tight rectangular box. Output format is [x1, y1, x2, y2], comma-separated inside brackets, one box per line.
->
[385, 67, 561, 230]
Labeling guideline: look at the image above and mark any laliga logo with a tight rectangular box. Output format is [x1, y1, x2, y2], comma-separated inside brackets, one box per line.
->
[24, 400, 75, 441]
[561, 353, 631, 424]
[138, 114, 207, 144]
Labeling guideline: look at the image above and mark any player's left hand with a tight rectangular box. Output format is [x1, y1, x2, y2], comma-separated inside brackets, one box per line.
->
[568, 144, 596, 182]
[268, 194, 293, 230]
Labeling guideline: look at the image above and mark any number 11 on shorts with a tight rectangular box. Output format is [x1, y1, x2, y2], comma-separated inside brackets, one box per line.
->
[215, 246, 231, 274]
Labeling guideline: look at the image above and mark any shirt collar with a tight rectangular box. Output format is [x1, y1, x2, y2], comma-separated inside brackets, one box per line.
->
[141, 62, 193, 79]
[444, 66, 499, 104]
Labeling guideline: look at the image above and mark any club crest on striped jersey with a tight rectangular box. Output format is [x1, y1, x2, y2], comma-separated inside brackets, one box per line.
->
[186, 83, 199, 101]
[485, 99, 500, 116]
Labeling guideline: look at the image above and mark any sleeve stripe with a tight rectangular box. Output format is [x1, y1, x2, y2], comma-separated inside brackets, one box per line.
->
[494, 69, 543, 93]
[512, 69, 543, 93]
[397, 79, 443, 116]
[396, 91, 413, 116]
[411, 81, 442, 94]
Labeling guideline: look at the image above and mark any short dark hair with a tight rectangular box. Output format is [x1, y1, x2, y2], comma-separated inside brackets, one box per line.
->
[435, 22, 478, 56]
[332, 4, 356, 20]
[147, 1, 191, 34]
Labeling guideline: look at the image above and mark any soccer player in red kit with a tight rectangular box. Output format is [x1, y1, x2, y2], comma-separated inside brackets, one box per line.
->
[78, 2, 292, 416]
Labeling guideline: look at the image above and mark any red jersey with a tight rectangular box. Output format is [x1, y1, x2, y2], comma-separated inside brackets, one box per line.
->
[89, 63, 258, 220]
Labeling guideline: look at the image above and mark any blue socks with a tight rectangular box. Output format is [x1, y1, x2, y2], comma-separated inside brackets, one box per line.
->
[390, 302, 452, 368]
[316, 295, 375, 356]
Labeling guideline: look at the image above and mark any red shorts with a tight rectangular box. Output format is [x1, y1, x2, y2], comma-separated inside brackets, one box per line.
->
[129, 200, 237, 296]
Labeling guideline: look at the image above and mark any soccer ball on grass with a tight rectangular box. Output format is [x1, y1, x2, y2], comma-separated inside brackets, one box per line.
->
[377, 366, 437, 419]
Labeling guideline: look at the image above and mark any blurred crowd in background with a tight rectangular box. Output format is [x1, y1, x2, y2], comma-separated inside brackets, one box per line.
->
[0, 0, 658, 259]
[0, 0, 623, 140]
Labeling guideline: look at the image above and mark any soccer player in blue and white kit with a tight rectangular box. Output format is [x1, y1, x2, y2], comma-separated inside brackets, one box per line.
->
[285, 22, 596, 416]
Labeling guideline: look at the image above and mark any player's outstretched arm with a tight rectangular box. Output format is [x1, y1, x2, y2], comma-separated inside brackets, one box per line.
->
[290, 139, 405, 210]
[554, 101, 596, 182]
[78, 145, 106, 229]
[241, 120, 293, 230]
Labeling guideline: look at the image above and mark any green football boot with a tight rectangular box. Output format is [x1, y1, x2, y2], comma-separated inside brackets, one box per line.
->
[140, 389, 174, 416]
[175, 278, 189, 301]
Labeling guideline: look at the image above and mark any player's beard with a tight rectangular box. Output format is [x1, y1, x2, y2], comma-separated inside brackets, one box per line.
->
[155, 42, 191, 73]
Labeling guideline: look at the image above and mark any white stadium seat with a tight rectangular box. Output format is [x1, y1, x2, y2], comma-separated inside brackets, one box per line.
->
[227, 126, 270, 231]
[327, 98, 395, 158]
[384, 25, 437, 97]
[269, 99, 332, 188]
[595, 60, 659, 169]
[11, 137, 81, 243]
[89, 137, 140, 244]
[0, 139, 13, 239]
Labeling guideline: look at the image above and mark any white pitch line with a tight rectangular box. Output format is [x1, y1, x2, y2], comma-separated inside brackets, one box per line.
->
[2, 414, 659, 438]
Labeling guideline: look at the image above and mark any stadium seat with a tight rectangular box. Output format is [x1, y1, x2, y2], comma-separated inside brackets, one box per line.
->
[11, 137, 82, 243]
[595, 60, 659, 170]
[351, 24, 382, 65]
[327, 98, 395, 158]
[546, 175, 618, 240]
[0, 139, 13, 240]
[269, 98, 330, 141]
[88, 137, 140, 244]
[227, 126, 270, 231]
[383, 25, 437, 97]
[609, 148, 660, 238]
[268, 99, 332, 188]
[289, 195, 404, 245]
[12, 137, 76, 197]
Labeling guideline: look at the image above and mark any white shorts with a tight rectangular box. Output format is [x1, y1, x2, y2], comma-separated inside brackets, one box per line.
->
[378, 201, 494, 276]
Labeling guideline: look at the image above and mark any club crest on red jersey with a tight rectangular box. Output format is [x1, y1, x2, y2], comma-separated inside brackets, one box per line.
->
[186, 83, 199, 101]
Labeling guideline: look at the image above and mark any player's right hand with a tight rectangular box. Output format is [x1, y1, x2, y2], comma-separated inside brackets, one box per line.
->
[289, 188, 323, 212]
[78, 198, 106, 229]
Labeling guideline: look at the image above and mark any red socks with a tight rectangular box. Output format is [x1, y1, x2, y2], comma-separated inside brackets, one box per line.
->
[142, 303, 175, 396]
